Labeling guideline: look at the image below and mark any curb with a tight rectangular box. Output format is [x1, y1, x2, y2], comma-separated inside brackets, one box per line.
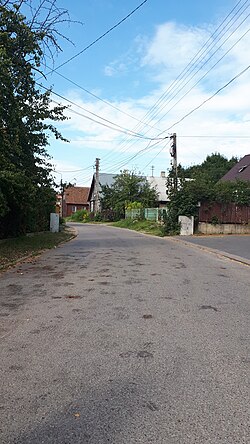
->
[168, 236, 250, 267]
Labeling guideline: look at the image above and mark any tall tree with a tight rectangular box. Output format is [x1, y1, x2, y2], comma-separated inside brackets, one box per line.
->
[0, 1, 69, 237]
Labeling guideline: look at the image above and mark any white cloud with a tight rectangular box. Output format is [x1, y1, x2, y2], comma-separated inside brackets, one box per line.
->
[142, 22, 209, 71]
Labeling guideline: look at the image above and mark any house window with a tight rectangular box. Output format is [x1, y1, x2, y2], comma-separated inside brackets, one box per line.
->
[72, 205, 77, 213]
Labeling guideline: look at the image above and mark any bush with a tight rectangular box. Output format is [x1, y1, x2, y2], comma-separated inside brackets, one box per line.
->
[94, 212, 103, 222]
[161, 208, 181, 236]
[69, 209, 89, 222]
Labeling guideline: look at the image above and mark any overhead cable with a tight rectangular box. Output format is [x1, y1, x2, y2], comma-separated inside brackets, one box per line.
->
[43, 0, 149, 76]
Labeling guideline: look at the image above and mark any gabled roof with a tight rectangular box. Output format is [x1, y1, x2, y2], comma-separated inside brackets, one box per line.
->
[220, 154, 250, 182]
[88, 173, 116, 201]
[99, 173, 116, 187]
[64, 186, 90, 204]
[88, 172, 168, 202]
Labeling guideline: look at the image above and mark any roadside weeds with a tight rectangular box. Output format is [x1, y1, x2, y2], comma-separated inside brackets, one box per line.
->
[0, 227, 76, 272]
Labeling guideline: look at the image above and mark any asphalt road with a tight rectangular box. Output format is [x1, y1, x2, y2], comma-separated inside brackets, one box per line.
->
[180, 234, 250, 261]
[0, 223, 250, 444]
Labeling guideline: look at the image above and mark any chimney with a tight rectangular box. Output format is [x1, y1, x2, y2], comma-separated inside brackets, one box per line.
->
[160, 171, 166, 178]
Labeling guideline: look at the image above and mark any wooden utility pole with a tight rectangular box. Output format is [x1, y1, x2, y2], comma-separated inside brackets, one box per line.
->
[95, 158, 100, 213]
[60, 178, 64, 218]
[170, 133, 177, 190]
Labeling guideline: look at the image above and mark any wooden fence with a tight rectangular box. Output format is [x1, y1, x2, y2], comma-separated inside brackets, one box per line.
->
[199, 202, 250, 224]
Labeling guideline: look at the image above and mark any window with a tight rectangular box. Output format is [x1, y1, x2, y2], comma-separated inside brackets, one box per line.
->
[238, 165, 248, 173]
[72, 205, 77, 212]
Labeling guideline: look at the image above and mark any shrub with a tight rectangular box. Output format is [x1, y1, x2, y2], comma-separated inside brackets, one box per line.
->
[69, 209, 89, 222]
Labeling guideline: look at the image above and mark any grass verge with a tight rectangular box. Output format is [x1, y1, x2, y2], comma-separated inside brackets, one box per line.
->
[0, 230, 74, 271]
[111, 219, 164, 237]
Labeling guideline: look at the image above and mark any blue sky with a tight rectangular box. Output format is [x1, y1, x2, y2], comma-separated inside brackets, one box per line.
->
[33, 0, 250, 186]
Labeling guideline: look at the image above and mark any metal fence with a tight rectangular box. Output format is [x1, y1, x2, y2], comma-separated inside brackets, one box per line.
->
[125, 208, 168, 222]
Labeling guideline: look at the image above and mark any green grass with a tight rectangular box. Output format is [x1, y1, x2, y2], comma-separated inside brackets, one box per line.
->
[111, 219, 164, 236]
[0, 230, 74, 270]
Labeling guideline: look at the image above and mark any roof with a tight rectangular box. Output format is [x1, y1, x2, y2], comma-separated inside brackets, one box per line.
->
[88, 173, 116, 201]
[220, 155, 250, 182]
[88, 172, 169, 202]
[147, 176, 168, 202]
[99, 173, 116, 187]
[64, 186, 90, 204]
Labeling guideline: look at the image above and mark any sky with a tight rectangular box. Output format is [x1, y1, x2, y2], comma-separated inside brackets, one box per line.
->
[31, 0, 250, 187]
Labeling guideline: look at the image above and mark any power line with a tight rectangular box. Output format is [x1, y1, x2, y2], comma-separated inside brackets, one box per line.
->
[111, 0, 249, 143]
[40, 69, 161, 131]
[37, 83, 166, 140]
[166, 63, 250, 131]
[139, 0, 250, 126]
[151, 20, 250, 129]
[43, 0, 149, 76]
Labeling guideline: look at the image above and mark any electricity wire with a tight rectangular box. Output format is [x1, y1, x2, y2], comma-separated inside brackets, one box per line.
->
[42, 0, 149, 77]
[37, 83, 166, 140]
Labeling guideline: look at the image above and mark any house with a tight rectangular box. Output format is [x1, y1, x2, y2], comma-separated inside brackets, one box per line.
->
[146, 171, 168, 207]
[88, 171, 168, 212]
[88, 173, 116, 212]
[220, 154, 250, 182]
[62, 186, 90, 217]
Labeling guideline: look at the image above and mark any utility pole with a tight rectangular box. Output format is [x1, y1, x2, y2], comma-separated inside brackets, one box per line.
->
[151, 165, 154, 177]
[95, 158, 100, 213]
[170, 133, 177, 191]
[60, 177, 64, 218]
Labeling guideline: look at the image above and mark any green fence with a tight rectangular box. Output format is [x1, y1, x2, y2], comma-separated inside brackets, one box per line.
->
[125, 208, 168, 222]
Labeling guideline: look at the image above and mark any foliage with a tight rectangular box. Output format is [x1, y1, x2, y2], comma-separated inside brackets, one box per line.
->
[214, 180, 250, 206]
[68, 209, 89, 222]
[101, 170, 158, 219]
[164, 153, 240, 234]
[0, 2, 69, 238]
[93, 212, 103, 222]
[125, 201, 143, 210]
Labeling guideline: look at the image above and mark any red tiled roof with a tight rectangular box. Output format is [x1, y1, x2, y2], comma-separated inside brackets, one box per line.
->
[64, 187, 90, 204]
[220, 155, 250, 182]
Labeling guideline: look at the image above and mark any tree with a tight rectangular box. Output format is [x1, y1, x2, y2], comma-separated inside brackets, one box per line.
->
[0, 1, 70, 237]
[185, 152, 238, 183]
[101, 170, 159, 219]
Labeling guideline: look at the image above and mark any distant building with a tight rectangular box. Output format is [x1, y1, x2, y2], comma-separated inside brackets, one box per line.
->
[88, 171, 168, 211]
[146, 171, 168, 207]
[62, 186, 90, 217]
[88, 173, 116, 212]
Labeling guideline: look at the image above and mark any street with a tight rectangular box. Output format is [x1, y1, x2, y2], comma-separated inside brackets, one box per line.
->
[0, 223, 250, 444]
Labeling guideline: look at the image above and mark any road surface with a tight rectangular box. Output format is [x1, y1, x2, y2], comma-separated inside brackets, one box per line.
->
[180, 234, 250, 261]
[0, 223, 250, 443]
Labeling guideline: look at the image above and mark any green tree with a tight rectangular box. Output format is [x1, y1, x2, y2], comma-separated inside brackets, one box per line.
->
[101, 170, 158, 219]
[0, 1, 69, 237]
[214, 180, 250, 205]
[186, 152, 238, 183]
